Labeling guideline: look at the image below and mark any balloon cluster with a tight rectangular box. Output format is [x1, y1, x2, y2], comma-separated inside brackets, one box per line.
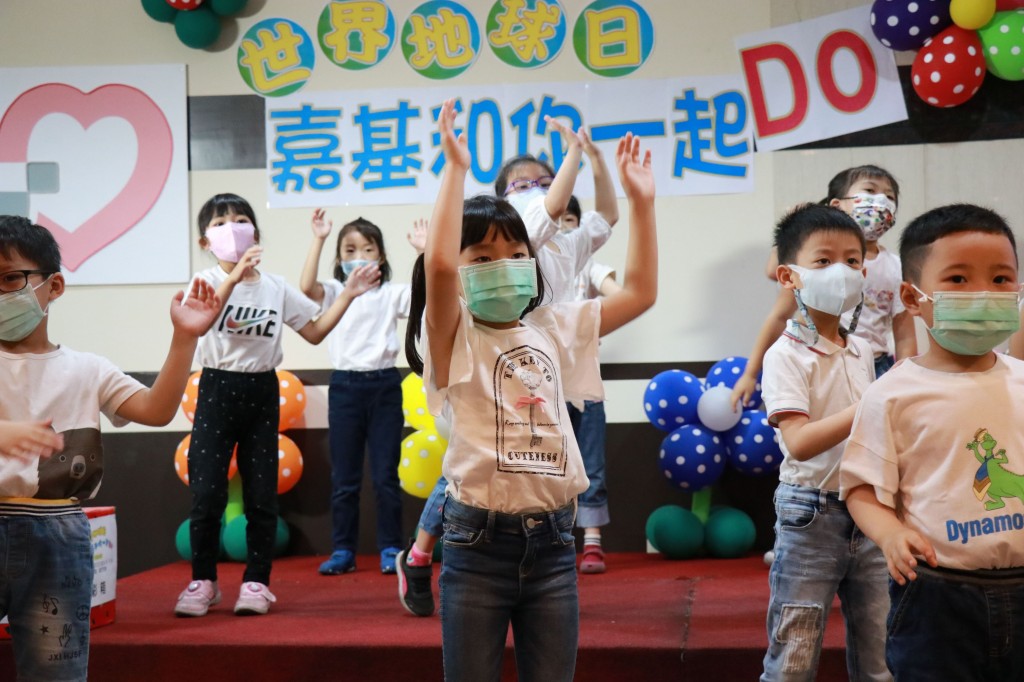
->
[641, 357, 781, 560]
[173, 369, 304, 561]
[869, 0, 1024, 107]
[140, 0, 249, 49]
[399, 373, 448, 499]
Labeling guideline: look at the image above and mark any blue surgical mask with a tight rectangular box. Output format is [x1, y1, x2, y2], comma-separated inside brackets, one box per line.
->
[913, 286, 1021, 355]
[341, 259, 377, 276]
[458, 259, 538, 323]
[506, 187, 547, 217]
[0, 276, 51, 342]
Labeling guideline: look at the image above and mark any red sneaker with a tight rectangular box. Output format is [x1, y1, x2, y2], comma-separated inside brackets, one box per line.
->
[580, 545, 606, 574]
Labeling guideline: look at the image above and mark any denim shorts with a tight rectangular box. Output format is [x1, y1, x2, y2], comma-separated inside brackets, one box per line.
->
[439, 496, 578, 682]
[0, 511, 93, 682]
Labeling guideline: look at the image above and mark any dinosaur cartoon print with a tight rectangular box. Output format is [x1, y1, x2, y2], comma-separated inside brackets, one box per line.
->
[967, 428, 1024, 511]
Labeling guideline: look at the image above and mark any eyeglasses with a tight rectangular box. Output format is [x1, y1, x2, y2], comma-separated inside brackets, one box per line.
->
[0, 270, 54, 294]
[503, 176, 554, 196]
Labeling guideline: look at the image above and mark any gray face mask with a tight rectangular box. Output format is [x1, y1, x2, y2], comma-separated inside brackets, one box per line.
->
[0, 276, 51, 342]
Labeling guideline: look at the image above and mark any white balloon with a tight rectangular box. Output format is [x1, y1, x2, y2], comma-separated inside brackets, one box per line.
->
[696, 385, 742, 432]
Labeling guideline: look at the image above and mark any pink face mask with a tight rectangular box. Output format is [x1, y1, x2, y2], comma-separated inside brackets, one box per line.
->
[204, 222, 256, 263]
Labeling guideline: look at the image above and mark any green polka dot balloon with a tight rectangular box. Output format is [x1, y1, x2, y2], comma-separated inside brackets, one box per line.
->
[979, 9, 1024, 81]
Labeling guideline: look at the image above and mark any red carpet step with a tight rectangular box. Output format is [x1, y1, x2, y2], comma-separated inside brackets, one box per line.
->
[0, 554, 850, 681]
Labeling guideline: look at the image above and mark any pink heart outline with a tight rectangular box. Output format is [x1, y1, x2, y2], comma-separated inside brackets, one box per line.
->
[0, 83, 173, 271]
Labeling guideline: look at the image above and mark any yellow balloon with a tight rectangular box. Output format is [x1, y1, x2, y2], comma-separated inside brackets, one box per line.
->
[950, 0, 996, 30]
[398, 429, 447, 499]
[401, 372, 434, 431]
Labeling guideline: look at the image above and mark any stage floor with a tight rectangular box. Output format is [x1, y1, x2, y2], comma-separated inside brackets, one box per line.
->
[0, 553, 850, 681]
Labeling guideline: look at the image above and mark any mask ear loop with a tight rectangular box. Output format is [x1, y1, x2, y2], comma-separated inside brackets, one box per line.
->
[792, 289, 819, 346]
[844, 295, 863, 336]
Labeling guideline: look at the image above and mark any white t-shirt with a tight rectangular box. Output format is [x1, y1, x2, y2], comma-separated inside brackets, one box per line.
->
[762, 320, 875, 492]
[575, 259, 616, 302]
[521, 194, 612, 304]
[841, 247, 905, 357]
[195, 266, 319, 373]
[0, 346, 145, 500]
[320, 280, 411, 371]
[840, 355, 1024, 570]
[424, 299, 604, 513]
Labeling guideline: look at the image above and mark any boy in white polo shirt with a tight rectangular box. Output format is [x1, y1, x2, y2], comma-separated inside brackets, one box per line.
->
[842, 203, 1024, 681]
[760, 204, 888, 682]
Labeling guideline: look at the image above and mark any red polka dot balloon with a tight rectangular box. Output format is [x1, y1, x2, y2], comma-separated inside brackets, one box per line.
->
[911, 25, 986, 107]
[166, 0, 204, 9]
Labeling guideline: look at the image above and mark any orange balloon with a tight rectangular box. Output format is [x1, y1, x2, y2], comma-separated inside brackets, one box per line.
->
[173, 434, 237, 485]
[180, 371, 202, 423]
[276, 434, 304, 494]
[276, 370, 307, 431]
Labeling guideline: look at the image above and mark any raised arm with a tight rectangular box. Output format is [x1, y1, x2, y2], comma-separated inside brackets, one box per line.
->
[300, 208, 332, 302]
[731, 288, 797, 410]
[543, 116, 584, 222]
[116, 278, 221, 426]
[296, 263, 380, 344]
[425, 98, 472, 389]
[598, 134, 656, 336]
[582, 128, 618, 227]
[407, 218, 427, 255]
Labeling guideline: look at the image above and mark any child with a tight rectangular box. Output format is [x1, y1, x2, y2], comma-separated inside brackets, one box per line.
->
[299, 211, 420, 575]
[842, 204, 1024, 681]
[732, 165, 916, 410]
[0, 215, 219, 680]
[759, 204, 889, 681]
[404, 99, 656, 681]
[176, 193, 378, 617]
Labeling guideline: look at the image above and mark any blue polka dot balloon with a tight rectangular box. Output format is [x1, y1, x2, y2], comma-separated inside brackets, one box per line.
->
[658, 425, 727, 491]
[705, 356, 761, 409]
[725, 410, 782, 476]
[870, 0, 952, 51]
[643, 370, 704, 432]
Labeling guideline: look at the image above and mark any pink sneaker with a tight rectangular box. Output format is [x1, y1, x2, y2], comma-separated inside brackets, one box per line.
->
[580, 545, 606, 574]
[234, 581, 277, 615]
[174, 579, 221, 617]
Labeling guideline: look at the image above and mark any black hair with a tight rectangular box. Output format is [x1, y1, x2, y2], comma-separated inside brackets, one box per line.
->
[821, 164, 901, 206]
[774, 203, 866, 265]
[197, 193, 260, 241]
[566, 195, 581, 221]
[332, 217, 391, 283]
[0, 215, 61, 272]
[404, 195, 547, 375]
[899, 203, 1018, 284]
[494, 154, 556, 196]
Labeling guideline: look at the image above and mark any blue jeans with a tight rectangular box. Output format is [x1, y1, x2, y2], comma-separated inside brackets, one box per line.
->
[439, 496, 578, 682]
[566, 400, 609, 528]
[874, 354, 894, 378]
[761, 483, 890, 682]
[328, 368, 404, 552]
[418, 475, 447, 538]
[0, 511, 92, 682]
[887, 565, 1024, 681]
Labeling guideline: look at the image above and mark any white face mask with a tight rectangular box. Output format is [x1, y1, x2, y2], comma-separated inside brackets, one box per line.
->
[788, 263, 864, 316]
[506, 187, 546, 217]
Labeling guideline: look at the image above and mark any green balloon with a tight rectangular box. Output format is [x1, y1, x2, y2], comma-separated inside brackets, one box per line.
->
[222, 515, 248, 561]
[705, 507, 757, 558]
[209, 0, 247, 16]
[645, 505, 704, 560]
[274, 517, 290, 556]
[979, 10, 1024, 81]
[174, 5, 221, 49]
[141, 0, 178, 23]
[175, 519, 191, 561]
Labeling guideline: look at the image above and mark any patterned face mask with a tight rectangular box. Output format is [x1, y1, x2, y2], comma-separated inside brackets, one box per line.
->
[845, 193, 897, 242]
[913, 286, 1021, 356]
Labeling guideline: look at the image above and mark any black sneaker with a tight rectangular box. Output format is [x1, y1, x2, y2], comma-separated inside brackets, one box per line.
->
[396, 545, 435, 617]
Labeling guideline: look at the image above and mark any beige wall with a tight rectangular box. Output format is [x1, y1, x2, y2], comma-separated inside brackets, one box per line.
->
[2, 0, 1020, 402]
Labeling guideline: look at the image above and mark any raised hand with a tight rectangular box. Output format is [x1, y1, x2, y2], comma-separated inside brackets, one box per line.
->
[407, 218, 428, 254]
[171, 277, 221, 337]
[0, 419, 63, 460]
[439, 98, 470, 173]
[345, 262, 382, 297]
[228, 245, 263, 284]
[616, 132, 654, 203]
[311, 208, 332, 239]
